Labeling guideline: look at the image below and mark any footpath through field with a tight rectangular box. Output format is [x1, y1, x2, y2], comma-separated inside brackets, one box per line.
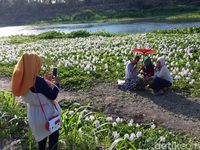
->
[1, 77, 200, 139]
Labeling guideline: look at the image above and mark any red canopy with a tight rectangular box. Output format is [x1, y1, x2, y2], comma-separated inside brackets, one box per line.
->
[132, 48, 157, 55]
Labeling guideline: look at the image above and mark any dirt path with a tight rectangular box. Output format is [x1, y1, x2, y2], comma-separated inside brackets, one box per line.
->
[1, 78, 200, 139]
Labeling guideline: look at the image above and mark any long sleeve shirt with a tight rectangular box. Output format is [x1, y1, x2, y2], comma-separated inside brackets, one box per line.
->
[125, 61, 138, 80]
[141, 65, 155, 77]
[30, 76, 60, 100]
[153, 65, 173, 83]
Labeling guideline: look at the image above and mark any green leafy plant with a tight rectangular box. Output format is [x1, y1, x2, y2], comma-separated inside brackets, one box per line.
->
[0, 91, 36, 149]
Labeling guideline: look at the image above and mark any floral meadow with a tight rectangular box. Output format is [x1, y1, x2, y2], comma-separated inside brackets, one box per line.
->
[0, 91, 197, 149]
[0, 28, 200, 96]
[0, 27, 200, 149]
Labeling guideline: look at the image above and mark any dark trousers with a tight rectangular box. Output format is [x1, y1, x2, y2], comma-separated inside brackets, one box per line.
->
[38, 130, 59, 150]
[150, 77, 172, 91]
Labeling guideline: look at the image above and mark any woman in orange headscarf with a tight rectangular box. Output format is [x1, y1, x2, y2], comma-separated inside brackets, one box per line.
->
[11, 53, 61, 150]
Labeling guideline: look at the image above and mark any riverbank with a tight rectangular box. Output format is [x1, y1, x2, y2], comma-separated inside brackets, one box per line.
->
[33, 6, 200, 25]
[0, 5, 200, 27]
[1, 22, 200, 38]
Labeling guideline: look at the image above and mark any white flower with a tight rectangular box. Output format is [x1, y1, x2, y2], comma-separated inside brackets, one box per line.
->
[112, 131, 119, 139]
[128, 122, 133, 126]
[106, 117, 113, 121]
[85, 116, 90, 121]
[189, 79, 195, 85]
[129, 133, 135, 142]
[95, 120, 100, 128]
[186, 62, 190, 67]
[151, 124, 156, 129]
[160, 136, 166, 142]
[57, 62, 61, 68]
[112, 122, 117, 127]
[116, 117, 120, 122]
[175, 75, 181, 80]
[136, 131, 142, 138]
[89, 115, 95, 121]
[124, 134, 129, 139]
[136, 123, 140, 128]
[181, 68, 189, 76]
[69, 111, 74, 115]
[116, 117, 123, 123]
[186, 77, 190, 80]
[128, 119, 133, 126]
[105, 64, 108, 68]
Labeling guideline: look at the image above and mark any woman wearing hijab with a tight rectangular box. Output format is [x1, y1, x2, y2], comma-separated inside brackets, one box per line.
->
[141, 56, 155, 78]
[137, 56, 155, 89]
[122, 55, 140, 91]
[125, 55, 141, 81]
[146, 57, 173, 95]
[11, 53, 61, 150]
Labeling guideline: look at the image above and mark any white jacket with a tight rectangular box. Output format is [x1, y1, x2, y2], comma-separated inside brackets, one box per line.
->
[22, 91, 62, 142]
[125, 61, 138, 80]
[154, 65, 173, 83]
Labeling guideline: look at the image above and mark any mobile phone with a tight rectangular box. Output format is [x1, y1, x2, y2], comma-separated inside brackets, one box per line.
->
[52, 68, 57, 77]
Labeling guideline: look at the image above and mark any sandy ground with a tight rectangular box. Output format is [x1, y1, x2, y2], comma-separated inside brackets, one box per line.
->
[1, 77, 200, 141]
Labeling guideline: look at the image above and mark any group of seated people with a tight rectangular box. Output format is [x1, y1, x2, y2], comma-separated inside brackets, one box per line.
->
[122, 55, 173, 95]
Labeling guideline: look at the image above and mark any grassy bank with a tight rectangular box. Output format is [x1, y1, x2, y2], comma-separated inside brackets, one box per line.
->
[0, 90, 197, 149]
[33, 5, 200, 25]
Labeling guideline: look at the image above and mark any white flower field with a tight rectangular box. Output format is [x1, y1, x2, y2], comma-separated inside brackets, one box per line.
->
[0, 32, 199, 95]
[0, 28, 200, 149]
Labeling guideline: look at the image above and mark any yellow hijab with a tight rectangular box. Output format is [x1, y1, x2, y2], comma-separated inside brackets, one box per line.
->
[11, 53, 42, 96]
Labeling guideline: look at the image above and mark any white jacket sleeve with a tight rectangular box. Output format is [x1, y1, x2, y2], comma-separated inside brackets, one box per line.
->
[154, 66, 173, 83]
[125, 62, 132, 79]
[156, 66, 166, 78]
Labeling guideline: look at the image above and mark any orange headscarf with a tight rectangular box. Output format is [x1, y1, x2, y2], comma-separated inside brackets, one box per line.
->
[11, 53, 42, 96]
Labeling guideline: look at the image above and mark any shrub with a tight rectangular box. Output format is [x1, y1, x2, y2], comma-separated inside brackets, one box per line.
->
[72, 9, 96, 21]
[66, 30, 91, 38]
[93, 31, 113, 37]
[37, 31, 66, 39]
[152, 26, 200, 34]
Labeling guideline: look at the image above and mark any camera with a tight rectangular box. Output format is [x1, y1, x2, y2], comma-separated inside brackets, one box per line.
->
[52, 68, 57, 77]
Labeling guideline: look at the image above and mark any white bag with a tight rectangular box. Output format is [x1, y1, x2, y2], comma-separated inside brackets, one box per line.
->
[46, 115, 61, 133]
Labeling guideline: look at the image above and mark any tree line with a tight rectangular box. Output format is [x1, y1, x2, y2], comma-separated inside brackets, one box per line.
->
[0, 0, 199, 7]
[0, 0, 199, 26]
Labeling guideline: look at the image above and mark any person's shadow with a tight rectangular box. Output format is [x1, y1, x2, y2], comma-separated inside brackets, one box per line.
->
[135, 89, 200, 120]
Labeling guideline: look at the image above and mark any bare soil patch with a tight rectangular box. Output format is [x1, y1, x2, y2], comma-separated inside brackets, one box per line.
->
[1, 78, 200, 140]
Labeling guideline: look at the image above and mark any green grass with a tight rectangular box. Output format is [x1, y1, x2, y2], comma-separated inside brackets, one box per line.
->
[0, 91, 34, 149]
[8, 30, 126, 44]
[0, 63, 14, 77]
[152, 26, 200, 34]
[0, 91, 197, 149]
[8, 26, 200, 45]
[9, 31, 66, 44]
[166, 12, 200, 22]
